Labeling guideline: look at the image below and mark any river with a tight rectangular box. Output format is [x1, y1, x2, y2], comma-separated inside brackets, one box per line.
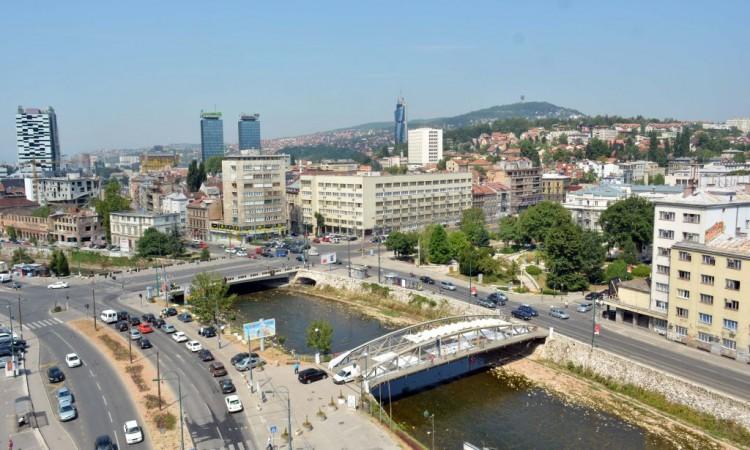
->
[234, 289, 678, 450]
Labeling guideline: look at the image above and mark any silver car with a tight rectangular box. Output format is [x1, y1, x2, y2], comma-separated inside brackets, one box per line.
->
[58, 403, 77, 422]
[549, 307, 570, 319]
[577, 302, 593, 313]
[234, 356, 263, 372]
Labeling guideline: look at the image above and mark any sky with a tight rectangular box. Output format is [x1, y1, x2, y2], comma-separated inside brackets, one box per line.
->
[1, 0, 749, 161]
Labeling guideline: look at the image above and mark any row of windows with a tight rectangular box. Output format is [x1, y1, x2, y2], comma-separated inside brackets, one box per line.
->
[658, 211, 701, 223]
[676, 271, 741, 290]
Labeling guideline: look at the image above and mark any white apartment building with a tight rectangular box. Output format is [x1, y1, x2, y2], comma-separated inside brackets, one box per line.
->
[650, 188, 750, 333]
[24, 174, 101, 206]
[300, 171, 472, 236]
[161, 192, 188, 231]
[726, 118, 750, 134]
[408, 128, 443, 166]
[110, 211, 181, 254]
[591, 127, 618, 141]
[564, 185, 627, 232]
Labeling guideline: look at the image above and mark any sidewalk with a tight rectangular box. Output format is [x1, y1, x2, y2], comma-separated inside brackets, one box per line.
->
[119, 293, 403, 450]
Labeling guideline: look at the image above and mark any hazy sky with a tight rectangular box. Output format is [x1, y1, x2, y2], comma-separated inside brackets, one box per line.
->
[1, 0, 748, 160]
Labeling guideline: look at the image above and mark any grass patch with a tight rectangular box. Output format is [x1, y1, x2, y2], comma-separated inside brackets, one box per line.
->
[99, 334, 129, 361]
[563, 362, 750, 447]
[144, 394, 164, 409]
[408, 294, 437, 309]
[154, 412, 176, 430]
[361, 282, 391, 298]
[125, 364, 149, 392]
[70, 250, 138, 268]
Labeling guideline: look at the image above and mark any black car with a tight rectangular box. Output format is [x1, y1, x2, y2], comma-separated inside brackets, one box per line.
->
[219, 378, 236, 394]
[94, 435, 115, 450]
[487, 292, 507, 306]
[511, 309, 533, 321]
[162, 307, 178, 317]
[47, 366, 65, 383]
[477, 298, 497, 309]
[117, 311, 129, 321]
[142, 313, 156, 323]
[153, 318, 166, 328]
[198, 349, 214, 362]
[129, 317, 141, 326]
[117, 321, 129, 332]
[419, 275, 435, 284]
[139, 338, 153, 349]
[297, 368, 328, 384]
[585, 292, 603, 301]
[177, 313, 192, 323]
[199, 326, 216, 338]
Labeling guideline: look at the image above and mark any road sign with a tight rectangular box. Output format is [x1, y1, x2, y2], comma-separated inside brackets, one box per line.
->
[320, 252, 337, 265]
[270, 425, 277, 434]
[243, 318, 276, 340]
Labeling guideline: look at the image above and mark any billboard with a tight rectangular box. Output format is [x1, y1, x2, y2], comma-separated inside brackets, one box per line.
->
[243, 318, 276, 340]
[320, 252, 337, 265]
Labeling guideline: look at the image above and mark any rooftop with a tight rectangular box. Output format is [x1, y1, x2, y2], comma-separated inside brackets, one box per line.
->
[675, 234, 750, 257]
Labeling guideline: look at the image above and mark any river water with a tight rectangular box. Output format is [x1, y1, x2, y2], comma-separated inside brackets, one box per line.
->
[234, 289, 676, 450]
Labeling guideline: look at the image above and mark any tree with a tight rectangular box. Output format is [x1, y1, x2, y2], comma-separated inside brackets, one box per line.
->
[11, 248, 33, 265]
[460, 208, 489, 247]
[544, 223, 588, 292]
[436, 159, 447, 170]
[137, 228, 169, 257]
[599, 197, 654, 255]
[187, 160, 200, 192]
[165, 227, 184, 257]
[32, 205, 51, 218]
[497, 216, 520, 245]
[447, 231, 470, 260]
[6, 226, 17, 241]
[517, 201, 573, 245]
[200, 247, 210, 261]
[605, 259, 631, 282]
[289, 153, 296, 166]
[314, 212, 325, 236]
[94, 179, 131, 243]
[385, 232, 418, 258]
[306, 320, 333, 354]
[650, 173, 665, 185]
[204, 156, 223, 175]
[188, 272, 237, 324]
[50, 249, 70, 276]
[579, 230, 606, 284]
[585, 138, 610, 159]
[427, 225, 452, 264]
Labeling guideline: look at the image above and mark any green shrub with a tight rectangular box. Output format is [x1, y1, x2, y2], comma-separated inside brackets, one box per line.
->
[514, 285, 529, 293]
[361, 282, 390, 298]
[541, 288, 561, 295]
[631, 264, 651, 278]
[154, 412, 176, 430]
[525, 265, 542, 276]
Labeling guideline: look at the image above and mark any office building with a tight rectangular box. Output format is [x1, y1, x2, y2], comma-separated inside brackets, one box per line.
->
[394, 97, 407, 145]
[110, 211, 180, 254]
[238, 114, 261, 150]
[200, 111, 224, 161]
[16, 106, 61, 174]
[217, 152, 288, 242]
[299, 171, 472, 236]
[407, 128, 442, 166]
[24, 174, 100, 206]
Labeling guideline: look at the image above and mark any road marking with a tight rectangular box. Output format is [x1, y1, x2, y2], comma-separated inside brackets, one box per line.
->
[25, 322, 37, 330]
[102, 396, 108, 406]
[216, 426, 225, 442]
[107, 411, 113, 423]
[53, 317, 63, 324]
[89, 369, 95, 377]
[113, 430, 121, 450]
[96, 382, 102, 391]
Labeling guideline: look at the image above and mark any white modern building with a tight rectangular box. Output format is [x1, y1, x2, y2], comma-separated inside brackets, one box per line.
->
[16, 106, 61, 174]
[110, 211, 180, 254]
[161, 192, 188, 231]
[726, 118, 750, 134]
[24, 174, 101, 206]
[650, 188, 750, 334]
[407, 128, 443, 166]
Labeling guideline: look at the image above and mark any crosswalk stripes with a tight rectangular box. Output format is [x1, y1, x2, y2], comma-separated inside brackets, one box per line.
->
[24, 317, 64, 330]
[200, 442, 250, 450]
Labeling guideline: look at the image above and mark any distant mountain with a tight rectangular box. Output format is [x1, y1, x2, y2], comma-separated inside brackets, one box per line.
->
[341, 101, 585, 132]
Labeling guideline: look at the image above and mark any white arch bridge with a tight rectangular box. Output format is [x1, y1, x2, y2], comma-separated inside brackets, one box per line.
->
[328, 314, 548, 400]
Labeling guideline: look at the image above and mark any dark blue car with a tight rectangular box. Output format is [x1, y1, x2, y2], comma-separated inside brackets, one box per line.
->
[511, 309, 533, 320]
[518, 304, 538, 317]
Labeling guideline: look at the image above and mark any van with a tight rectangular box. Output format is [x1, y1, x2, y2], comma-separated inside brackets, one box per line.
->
[0, 273, 11, 283]
[333, 364, 360, 384]
[100, 309, 118, 324]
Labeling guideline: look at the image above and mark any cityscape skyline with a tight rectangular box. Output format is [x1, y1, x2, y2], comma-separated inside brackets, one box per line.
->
[1, 1, 749, 160]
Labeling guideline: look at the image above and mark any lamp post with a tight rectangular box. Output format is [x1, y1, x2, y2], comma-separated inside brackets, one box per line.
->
[468, 256, 472, 300]
[153, 371, 184, 450]
[16, 295, 23, 339]
[423, 410, 435, 450]
[277, 386, 293, 450]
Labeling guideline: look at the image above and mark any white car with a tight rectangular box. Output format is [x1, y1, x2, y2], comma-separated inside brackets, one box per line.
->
[172, 331, 188, 343]
[64, 353, 81, 368]
[185, 340, 202, 352]
[47, 281, 69, 289]
[225, 395, 243, 413]
[123, 420, 144, 444]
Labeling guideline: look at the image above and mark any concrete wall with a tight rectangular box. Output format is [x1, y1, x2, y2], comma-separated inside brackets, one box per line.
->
[535, 333, 750, 430]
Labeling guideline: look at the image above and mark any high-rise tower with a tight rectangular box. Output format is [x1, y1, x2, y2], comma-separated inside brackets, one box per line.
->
[16, 106, 61, 174]
[394, 97, 407, 145]
[200, 111, 224, 161]
[238, 114, 261, 150]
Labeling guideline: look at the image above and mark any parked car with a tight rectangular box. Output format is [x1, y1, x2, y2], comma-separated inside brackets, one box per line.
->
[419, 276, 435, 284]
[439, 281, 456, 291]
[172, 331, 188, 343]
[225, 395, 243, 413]
[477, 298, 497, 309]
[198, 326, 216, 338]
[56, 387, 73, 407]
[518, 304, 538, 317]
[94, 436, 114, 450]
[298, 368, 328, 384]
[585, 292, 602, 301]
[117, 311, 130, 321]
[333, 364, 360, 385]
[209, 362, 227, 377]
[161, 307, 177, 317]
[185, 340, 202, 352]
[123, 420, 144, 444]
[129, 329, 142, 340]
[511, 309, 533, 320]
[549, 307, 570, 319]
[219, 378, 236, 394]
[177, 313, 193, 323]
[234, 356, 263, 371]
[153, 318, 165, 328]
[198, 349, 214, 362]
[139, 338, 152, 349]
[231, 352, 254, 365]
[137, 323, 153, 334]
[58, 403, 77, 422]
[65, 353, 82, 368]
[117, 321, 129, 332]
[129, 317, 141, 326]
[161, 323, 176, 334]
[142, 313, 156, 323]
[47, 281, 69, 289]
[577, 302, 593, 313]
[47, 366, 65, 383]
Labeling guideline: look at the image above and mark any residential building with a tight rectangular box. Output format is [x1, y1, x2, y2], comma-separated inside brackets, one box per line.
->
[300, 171, 472, 236]
[16, 106, 61, 174]
[408, 128, 443, 166]
[140, 152, 179, 173]
[218, 152, 288, 242]
[650, 188, 750, 335]
[394, 97, 407, 145]
[161, 192, 188, 231]
[200, 111, 224, 161]
[591, 127, 618, 142]
[472, 183, 510, 223]
[541, 174, 570, 203]
[564, 184, 627, 231]
[0, 213, 50, 241]
[667, 235, 750, 362]
[619, 161, 662, 184]
[109, 211, 181, 254]
[50, 209, 105, 246]
[725, 118, 750, 134]
[666, 163, 750, 188]
[238, 114, 261, 150]
[24, 174, 100, 206]
[487, 158, 541, 214]
[603, 277, 663, 332]
[186, 197, 222, 242]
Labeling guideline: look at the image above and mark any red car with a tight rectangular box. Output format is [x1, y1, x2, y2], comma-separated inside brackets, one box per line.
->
[137, 323, 154, 334]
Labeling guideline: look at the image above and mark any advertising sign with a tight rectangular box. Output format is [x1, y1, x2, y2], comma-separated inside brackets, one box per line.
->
[243, 318, 277, 340]
[320, 252, 337, 265]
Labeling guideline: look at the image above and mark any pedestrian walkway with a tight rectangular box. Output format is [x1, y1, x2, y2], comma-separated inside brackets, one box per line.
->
[24, 318, 64, 330]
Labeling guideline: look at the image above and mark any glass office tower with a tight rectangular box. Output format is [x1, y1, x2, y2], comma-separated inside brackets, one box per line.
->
[238, 114, 261, 150]
[200, 111, 224, 161]
[394, 97, 407, 145]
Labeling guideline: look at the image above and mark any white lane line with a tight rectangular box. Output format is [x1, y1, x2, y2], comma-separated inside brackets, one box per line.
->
[216, 426, 225, 442]
[96, 382, 102, 391]
[25, 322, 37, 330]
[89, 369, 95, 377]
[102, 396, 108, 406]
[42, 319, 55, 326]
[113, 430, 121, 450]
[53, 317, 63, 324]
[108, 411, 113, 423]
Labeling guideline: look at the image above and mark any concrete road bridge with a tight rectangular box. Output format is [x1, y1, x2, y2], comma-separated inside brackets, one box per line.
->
[328, 314, 548, 400]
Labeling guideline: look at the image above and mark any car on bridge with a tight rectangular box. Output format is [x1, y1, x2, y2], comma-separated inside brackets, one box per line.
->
[511, 309, 533, 321]
[549, 307, 570, 319]
[298, 368, 328, 384]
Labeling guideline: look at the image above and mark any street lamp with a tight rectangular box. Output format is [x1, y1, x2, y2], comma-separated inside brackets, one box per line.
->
[276, 386, 293, 450]
[423, 410, 435, 450]
[153, 371, 184, 450]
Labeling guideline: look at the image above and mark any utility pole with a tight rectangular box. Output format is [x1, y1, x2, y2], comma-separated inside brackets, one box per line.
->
[468, 257, 472, 300]
[347, 234, 351, 278]
[156, 351, 161, 410]
[153, 372, 184, 450]
[92, 285, 97, 331]
[128, 320, 133, 363]
[17, 295, 22, 339]
[591, 297, 597, 348]
[278, 386, 292, 450]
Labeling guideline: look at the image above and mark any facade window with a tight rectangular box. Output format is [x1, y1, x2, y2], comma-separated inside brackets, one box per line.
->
[698, 313, 713, 325]
[675, 307, 689, 318]
[699, 294, 714, 305]
[657, 247, 670, 257]
[722, 339, 737, 350]
[723, 319, 738, 331]
[678, 251, 691, 261]
[659, 211, 675, 221]
[725, 299, 740, 311]
[657, 265, 670, 275]
[727, 258, 742, 270]
[658, 229, 675, 239]
[676, 289, 690, 299]
[697, 332, 713, 343]
[683, 232, 700, 243]
[702, 255, 716, 265]
[683, 213, 700, 224]
[677, 270, 690, 280]
[674, 326, 688, 337]
[655, 282, 669, 293]
[725, 279, 741, 290]
[655, 300, 668, 310]
[700, 275, 714, 285]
